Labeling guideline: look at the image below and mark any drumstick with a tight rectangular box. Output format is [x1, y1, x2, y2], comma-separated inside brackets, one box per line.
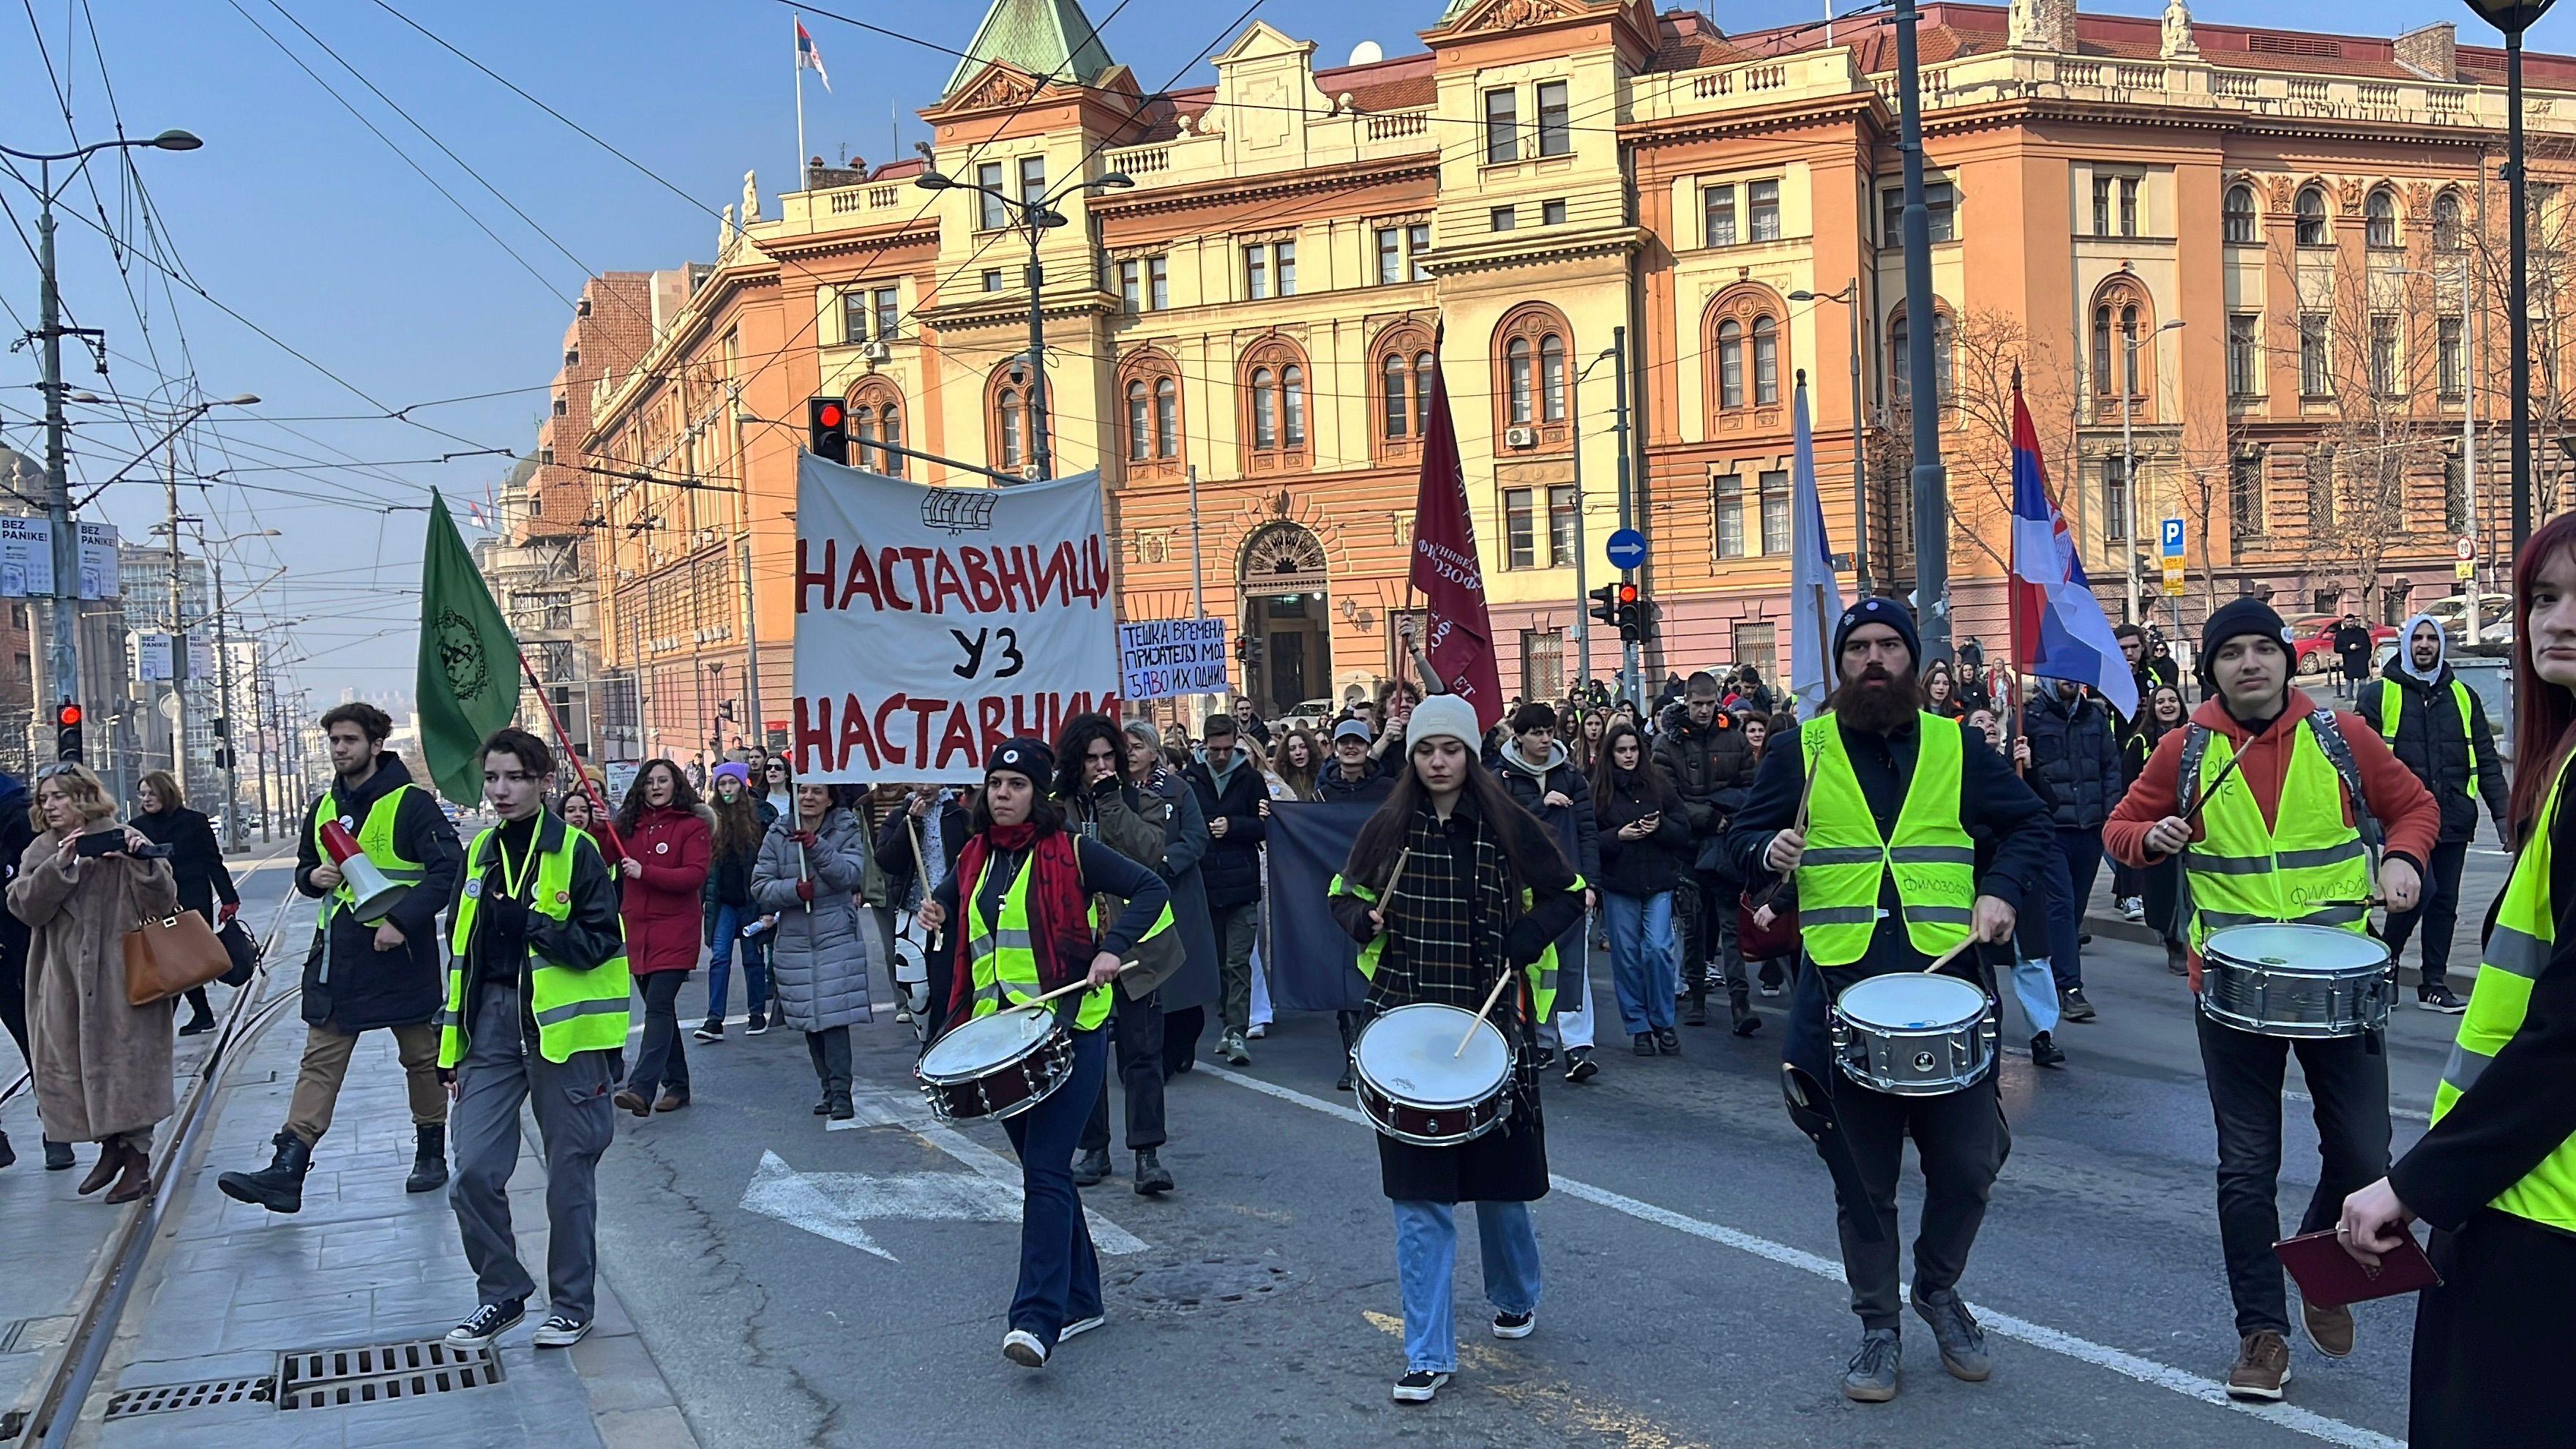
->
[1454, 970, 1516, 1058]
[1381, 848, 1412, 908]
[2181, 751, 2247, 825]
[906, 814, 938, 952]
[1920, 931, 1986, 976]
[1016, 960, 1140, 1008]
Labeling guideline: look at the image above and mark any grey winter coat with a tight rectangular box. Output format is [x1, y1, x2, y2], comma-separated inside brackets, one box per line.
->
[749, 808, 882, 1031]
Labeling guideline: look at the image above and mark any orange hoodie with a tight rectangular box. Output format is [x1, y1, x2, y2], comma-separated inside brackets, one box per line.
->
[2103, 687, 2440, 988]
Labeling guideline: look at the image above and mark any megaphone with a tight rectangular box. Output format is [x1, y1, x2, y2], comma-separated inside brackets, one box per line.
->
[318, 818, 409, 925]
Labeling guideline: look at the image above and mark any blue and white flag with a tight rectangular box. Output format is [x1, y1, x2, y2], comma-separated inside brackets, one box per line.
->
[1787, 378, 1846, 716]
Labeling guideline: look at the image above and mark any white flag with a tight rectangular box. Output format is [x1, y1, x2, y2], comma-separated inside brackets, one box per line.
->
[1787, 380, 1846, 716]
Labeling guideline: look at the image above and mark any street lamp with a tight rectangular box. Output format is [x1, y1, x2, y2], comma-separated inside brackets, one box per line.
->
[0, 127, 202, 741]
[2463, 0, 2556, 550]
[915, 165, 1135, 482]
[1791, 282, 1871, 596]
[2122, 318, 2186, 626]
[1569, 343, 1619, 687]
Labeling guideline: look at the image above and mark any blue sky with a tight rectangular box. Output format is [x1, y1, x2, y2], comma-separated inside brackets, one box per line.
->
[1, 0, 2567, 702]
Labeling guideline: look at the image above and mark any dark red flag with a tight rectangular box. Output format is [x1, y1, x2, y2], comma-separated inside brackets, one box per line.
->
[1407, 348, 1505, 729]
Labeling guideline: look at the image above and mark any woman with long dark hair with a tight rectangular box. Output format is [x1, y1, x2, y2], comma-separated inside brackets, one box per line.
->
[610, 760, 708, 1116]
[2339, 513, 2576, 1448]
[1590, 720, 1689, 1055]
[131, 770, 237, 1036]
[1922, 659, 1963, 719]
[1328, 697, 1585, 1404]
[916, 739, 1172, 1369]
[697, 763, 774, 1041]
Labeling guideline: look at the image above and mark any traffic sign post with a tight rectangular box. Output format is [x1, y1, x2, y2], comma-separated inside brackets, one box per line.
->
[2160, 517, 2184, 557]
[1605, 528, 1647, 572]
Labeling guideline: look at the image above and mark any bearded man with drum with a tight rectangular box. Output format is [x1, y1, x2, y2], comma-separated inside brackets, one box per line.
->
[2104, 598, 2438, 1401]
[1727, 599, 2053, 1403]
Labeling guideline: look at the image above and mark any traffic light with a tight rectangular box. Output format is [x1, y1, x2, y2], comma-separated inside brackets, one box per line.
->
[1587, 583, 1619, 629]
[1614, 582, 1644, 643]
[806, 397, 849, 465]
[53, 701, 82, 763]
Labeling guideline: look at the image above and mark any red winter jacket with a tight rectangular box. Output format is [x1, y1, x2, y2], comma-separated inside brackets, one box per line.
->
[617, 804, 712, 976]
[2104, 688, 2438, 989]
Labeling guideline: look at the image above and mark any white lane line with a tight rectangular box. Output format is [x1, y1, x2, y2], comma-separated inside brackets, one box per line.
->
[1201, 1064, 2400, 1449]
[833, 1085, 1150, 1255]
[2285, 1088, 2431, 1125]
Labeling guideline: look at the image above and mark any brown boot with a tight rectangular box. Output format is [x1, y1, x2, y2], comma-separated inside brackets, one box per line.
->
[104, 1145, 151, 1205]
[76, 1142, 124, 1196]
[2225, 1330, 2291, 1401]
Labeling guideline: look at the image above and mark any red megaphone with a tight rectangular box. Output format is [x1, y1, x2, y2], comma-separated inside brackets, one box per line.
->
[318, 818, 408, 925]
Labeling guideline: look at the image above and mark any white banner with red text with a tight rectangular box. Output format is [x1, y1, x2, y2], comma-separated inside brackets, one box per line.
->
[791, 454, 1120, 783]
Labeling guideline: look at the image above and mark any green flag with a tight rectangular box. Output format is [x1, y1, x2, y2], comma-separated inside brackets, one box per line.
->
[416, 490, 520, 805]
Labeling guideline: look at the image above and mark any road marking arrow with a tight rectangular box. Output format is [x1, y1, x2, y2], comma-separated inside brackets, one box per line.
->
[739, 1150, 1027, 1262]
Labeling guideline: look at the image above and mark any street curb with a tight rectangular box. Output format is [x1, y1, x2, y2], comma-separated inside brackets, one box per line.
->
[2081, 911, 2468, 991]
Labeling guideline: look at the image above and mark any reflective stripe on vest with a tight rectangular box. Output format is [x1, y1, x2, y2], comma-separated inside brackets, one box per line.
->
[965, 848, 1112, 1031]
[2373, 676, 2481, 803]
[1328, 871, 1577, 1018]
[1794, 713, 1975, 967]
[2183, 719, 2373, 955]
[437, 821, 632, 1068]
[2430, 751, 2576, 1233]
[312, 782, 427, 929]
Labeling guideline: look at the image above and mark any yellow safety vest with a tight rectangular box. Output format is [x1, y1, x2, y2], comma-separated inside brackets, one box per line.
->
[1329, 870, 1581, 1022]
[2182, 720, 2373, 954]
[312, 781, 428, 927]
[965, 844, 1173, 1032]
[2431, 752, 2576, 1233]
[2368, 675, 2482, 804]
[1794, 712, 1975, 967]
[437, 817, 632, 1067]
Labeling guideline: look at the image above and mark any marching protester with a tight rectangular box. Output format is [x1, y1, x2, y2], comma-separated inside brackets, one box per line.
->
[132, 771, 237, 1036]
[697, 763, 775, 1041]
[1186, 711, 1266, 1066]
[1494, 703, 1601, 1081]
[1058, 714, 1181, 1194]
[1729, 598, 2053, 1403]
[1656, 673, 1758, 1033]
[875, 782, 968, 1034]
[11, 764, 181, 1203]
[1592, 719, 1690, 1057]
[2130, 683, 2192, 975]
[610, 760, 710, 1117]
[749, 778, 880, 1120]
[1274, 728, 1323, 802]
[0, 765, 33, 1170]
[2022, 678, 2123, 1024]
[2358, 613, 2507, 1013]
[2340, 515, 2576, 1448]
[2104, 596, 2437, 1401]
[1122, 722, 1219, 1086]
[440, 728, 629, 1350]
[1921, 660, 1962, 719]
[1317, 719, 1396, 802]
[915, 738, 1172, 1368]
[219, 702, 462, 1213]
[1330, 695, 1585, 1404]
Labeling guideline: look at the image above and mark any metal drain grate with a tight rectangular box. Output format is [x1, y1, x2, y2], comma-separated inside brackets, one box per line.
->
[102, 1377, 272, 1420]
[274, 1338, 503, 1411]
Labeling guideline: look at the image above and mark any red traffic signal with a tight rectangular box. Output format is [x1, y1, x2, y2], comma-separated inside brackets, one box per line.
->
[1615, 583, 1639, 606]
[807, 397, 850, 464]
[815, 401, 844, 429]
[54, 702, 81, 727]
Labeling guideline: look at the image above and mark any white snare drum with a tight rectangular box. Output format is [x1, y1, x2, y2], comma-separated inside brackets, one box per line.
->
[1831, 973, 1996, 1096]
[1351, 1003, 1515, 1147]
[914, 1007, 1073, 1121]
[2198, 923, 2392, 1038]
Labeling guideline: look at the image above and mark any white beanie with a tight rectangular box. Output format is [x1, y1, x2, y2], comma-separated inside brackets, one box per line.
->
[1405, 694, 1480, 752]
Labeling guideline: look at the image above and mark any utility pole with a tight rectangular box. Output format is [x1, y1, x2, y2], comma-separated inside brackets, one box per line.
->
[165, 446, 187, 787]
[1892, 0, 1951, 664]
[35, 165, 81, 742]
[211, 550, 238, 850]
[739, 531, 763, 752]
[254, 644, 274, 844]
[1611, 325, 1640, 707]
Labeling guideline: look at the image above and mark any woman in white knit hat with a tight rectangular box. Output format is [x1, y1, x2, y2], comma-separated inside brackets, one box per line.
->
[1329, 694, 1587, 1404]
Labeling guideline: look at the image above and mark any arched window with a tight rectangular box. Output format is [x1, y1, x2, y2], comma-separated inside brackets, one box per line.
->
[1242, 339, 1311, 472]
[997, 389, 1025, 471]
[1155, 378, 1177, 460]
[1887, 304, 1955, 406]
[1717, 321, 1745, 408]
[2295, 185, 2329, 247]
[2433, 190, 2465, 252]
[2121, 304, 2141, 394]
[1117, 351, 1183, 476]
[1415, 351, 1436, 433]
[1371, 326, 1438, 463]
[2092, 306, 2114, 397]
[2087, 280, 2160, 415]
[1382, 353, 1410, 438]
[850, 380, 904, 476]
[2365, 188, 2399, 250]
[1703, 284, 1788, 424]
[1752, 315, 1779, 406]
[1493, 304, 1573, 450]
[2223, 184, 2258, 244]
[1888, 312, 1910, 404]
[1126, 382, 1153, 462]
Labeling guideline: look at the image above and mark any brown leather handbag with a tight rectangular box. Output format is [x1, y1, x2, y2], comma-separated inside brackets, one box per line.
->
[125, 910, 233, 1007]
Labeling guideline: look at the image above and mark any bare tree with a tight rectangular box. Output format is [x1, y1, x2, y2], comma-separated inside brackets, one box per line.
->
[1870, 309, 2081, 582]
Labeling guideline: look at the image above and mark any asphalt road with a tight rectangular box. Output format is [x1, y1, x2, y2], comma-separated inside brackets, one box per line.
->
[587, 929, 2463, 1449]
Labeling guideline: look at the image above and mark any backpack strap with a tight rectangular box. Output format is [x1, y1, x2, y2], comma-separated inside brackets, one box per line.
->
[2305, 708, 2383, 853]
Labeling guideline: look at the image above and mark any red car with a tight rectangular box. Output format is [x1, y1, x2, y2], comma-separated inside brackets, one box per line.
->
[2286, 615, 2396, 676]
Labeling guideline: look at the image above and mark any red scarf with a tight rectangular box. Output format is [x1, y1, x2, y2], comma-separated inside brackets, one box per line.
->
[946, 825, 1093, 1016]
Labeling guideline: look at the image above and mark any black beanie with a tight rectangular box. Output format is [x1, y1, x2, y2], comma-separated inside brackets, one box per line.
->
[2198, 597, 2293, 684]
[1832, 596, 1922, 673]
[987, 737, 1055, 787]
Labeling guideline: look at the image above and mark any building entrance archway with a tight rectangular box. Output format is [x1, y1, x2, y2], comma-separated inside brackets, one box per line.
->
[1238, 523, 1332, 718]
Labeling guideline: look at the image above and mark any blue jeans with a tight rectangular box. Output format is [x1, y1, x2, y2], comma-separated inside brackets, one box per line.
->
[1393, 1199, 1541, 1373]
[1001, 1025, 1108, 1349]
[1603, 891, 1677, 1036]
[703, 904, 768, 1021]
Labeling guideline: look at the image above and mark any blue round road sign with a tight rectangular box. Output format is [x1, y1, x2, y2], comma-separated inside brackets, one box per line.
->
[1606, 528, 1647, 571]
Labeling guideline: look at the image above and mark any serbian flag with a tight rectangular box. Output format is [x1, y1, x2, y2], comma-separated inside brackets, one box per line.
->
[795, 18, 831, 91]
[1408, 337, 1506, 729]
[2007, 375, 2138, 719]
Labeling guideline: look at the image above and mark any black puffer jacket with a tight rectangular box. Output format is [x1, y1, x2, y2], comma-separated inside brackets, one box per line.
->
[293, 752, 463, 1032]
[2360, 659, 2508, 844]
[2023, 687, 2123, 831]
[1185, 744, 1268, 909]
[1592, 764, 1691, 897]
[1652, 703, 1755, 874]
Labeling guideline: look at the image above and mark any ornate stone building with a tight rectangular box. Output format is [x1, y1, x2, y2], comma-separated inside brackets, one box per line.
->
[579, 0, 2576, 740]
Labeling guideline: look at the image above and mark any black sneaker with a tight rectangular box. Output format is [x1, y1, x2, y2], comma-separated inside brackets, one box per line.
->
[746, 1011, 771, 1036]
[446, 1300, 524, 1349]
[2060, 986, 2097, 1022]
[1654, 1027, 1681, 1055]
[1491, 1309, 1535, 1339]
[1532, 1047, 1557, 1072]
[1842, 1327, 1901, 1402]
[693, 1019, 724, 1042]
[1912, 1289, 1991, 1382]
[1563, 1049, 1598, 1084]
[1391, 1369, 1450, 1403]
[2029, 1032, 2065, 1068]
[531, 1314, 591, 1348]
[1072, 1147, 1112, 1187]
[1334, 1060, 1355, 1092]
[1633, 1033, 1657, 1057]
[2418, 985, 2467, 1014]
